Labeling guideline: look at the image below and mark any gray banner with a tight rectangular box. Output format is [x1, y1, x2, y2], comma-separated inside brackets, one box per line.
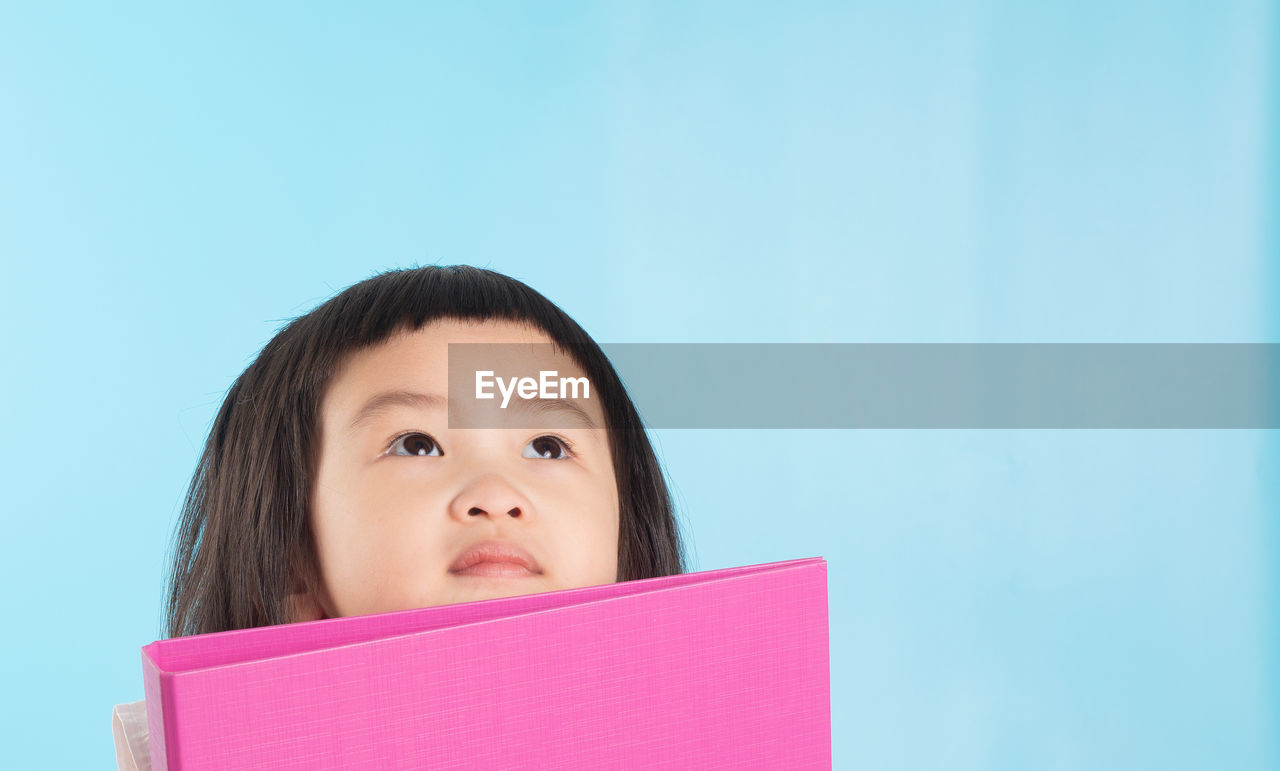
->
[447, 344, 1280, 428]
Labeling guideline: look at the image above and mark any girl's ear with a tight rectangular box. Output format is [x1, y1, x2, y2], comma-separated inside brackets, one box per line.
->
[285, 589, 329, 623]
[286, 547, 331, 622]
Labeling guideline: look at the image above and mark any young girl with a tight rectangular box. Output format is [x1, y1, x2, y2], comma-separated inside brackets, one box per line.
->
[112, 265, 688, 769]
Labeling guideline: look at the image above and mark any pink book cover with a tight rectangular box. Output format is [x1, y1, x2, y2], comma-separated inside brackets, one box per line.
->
[140, 556, 830, 769]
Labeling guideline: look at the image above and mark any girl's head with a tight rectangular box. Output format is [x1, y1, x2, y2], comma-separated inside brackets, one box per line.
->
[164, 265, 686, 637]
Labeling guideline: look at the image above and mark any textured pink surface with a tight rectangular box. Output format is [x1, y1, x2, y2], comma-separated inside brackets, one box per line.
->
[142, 556, 830, 769]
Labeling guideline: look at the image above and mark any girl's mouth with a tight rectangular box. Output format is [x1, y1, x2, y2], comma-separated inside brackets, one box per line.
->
[448, 539, 544, 576]
[450, 562, 540, 578]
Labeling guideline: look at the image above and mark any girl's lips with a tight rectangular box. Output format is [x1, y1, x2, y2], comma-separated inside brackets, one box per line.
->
[448, 539, 543, 576]
[450, 562, 540, 578]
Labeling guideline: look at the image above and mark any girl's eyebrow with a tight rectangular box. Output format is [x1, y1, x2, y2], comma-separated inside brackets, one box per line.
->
[346, 390, 599, 432]
[348, 390, 447, 432]
[516, 397, 598, 430]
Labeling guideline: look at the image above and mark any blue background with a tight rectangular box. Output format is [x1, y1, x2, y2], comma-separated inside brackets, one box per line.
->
[0, 2, 1275, 768]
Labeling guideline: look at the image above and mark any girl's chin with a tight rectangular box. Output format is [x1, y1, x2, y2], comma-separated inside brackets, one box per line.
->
[446, 576, 550, 601]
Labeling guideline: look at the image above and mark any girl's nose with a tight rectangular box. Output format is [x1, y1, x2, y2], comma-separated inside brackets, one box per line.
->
[448, 474, 532, 523]
[466, 504, 521, 518]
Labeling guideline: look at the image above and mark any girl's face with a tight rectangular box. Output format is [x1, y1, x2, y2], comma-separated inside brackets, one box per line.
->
[295, 318, 620, 619]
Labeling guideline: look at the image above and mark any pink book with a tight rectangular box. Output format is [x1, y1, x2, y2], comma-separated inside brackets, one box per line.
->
[139, 556, 830, 769]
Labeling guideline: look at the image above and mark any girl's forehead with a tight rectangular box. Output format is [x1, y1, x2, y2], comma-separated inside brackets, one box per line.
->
[324, 318, 604, 428]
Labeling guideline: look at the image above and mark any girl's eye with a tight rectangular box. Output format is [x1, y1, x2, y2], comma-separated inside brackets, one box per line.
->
[388, 432, 442, 457]
[523, 435, 574, 460]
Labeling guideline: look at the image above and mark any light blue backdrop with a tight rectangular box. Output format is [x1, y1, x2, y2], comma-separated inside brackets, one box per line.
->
[0, 2, 1274, 768]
